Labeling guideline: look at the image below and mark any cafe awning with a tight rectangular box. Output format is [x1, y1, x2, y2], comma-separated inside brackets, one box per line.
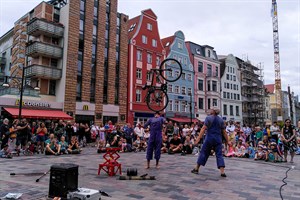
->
[3, 107, 73, 120]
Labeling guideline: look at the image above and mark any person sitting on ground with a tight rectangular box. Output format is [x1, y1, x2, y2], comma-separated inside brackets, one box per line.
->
[67, 136, 81, 154]
[110, 135, 120, 148]
[45, 137, 61, 155]
[59, 136, 68, 154]
[0, 144, 12, 158]
[161, 133, 169, 153]
[120, 137, 132, 152]
[45, 133, 55, 145]
[226, 143, 235, 157]
[144, 128, 150, 143]
[254, 141, 268, 161]
[97, 139, 106, 153]
[133, 136, 147, 152]
[255, 126, 263, 147]
[168, 133, 183, 154]
[181, 135, 194, 155]
[235, 141, 245, 157]
[244, 141, 255, 158]
[262, 135, 270, 149]
[269, 141, 281, 162]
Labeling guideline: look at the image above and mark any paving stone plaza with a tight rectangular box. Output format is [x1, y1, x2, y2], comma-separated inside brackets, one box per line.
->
[0, 148, 299, 200]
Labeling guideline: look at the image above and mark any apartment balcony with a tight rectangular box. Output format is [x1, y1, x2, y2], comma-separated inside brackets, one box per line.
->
[0, 57, 6, 66]
[242, 96, 251, 102]
[27, 18, 64, 38]
[26, 41, 63, 59]
[0, 87, 39, 97]
[25, 64, 62, 80]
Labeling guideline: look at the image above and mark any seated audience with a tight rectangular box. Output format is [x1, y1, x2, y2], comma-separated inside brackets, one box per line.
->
[0, 144, 12, 158]
[97, 139, 106, 153]
[68, 136, 81, 154]
[168, 133, 182, 154]
[59, 136, 68, 154]
[45, 137, 61, 155]
[133, 136, 147, 152]
[235, 141, 245, 157]
[181, 135, 193, 155]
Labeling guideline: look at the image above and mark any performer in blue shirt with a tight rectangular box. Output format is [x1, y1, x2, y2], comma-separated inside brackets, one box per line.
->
[144, 112, 166, 169]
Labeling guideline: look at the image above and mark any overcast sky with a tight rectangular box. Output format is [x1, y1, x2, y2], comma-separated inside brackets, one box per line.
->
[1, 0, 299, 96]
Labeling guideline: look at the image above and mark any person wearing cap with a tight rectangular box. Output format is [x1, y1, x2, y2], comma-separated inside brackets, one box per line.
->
[191, 107, 230, 177]
[144, 111, 166, 169]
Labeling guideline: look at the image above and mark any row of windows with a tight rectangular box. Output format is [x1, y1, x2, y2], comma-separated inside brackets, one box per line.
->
[197, 79, 218, 92]
[167, 85, 192, 95]
[141, 35, 157, 47]
[227, 66, 235, 74]
[226, 74, 236, 81]
[197, 61, 219, 77]
[224, 82, 239, 90]
[223, 104, 240, 116]
[223, 92, 240, 100]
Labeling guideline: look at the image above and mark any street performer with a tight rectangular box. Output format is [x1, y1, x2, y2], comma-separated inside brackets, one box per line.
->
[191, 107, 231, 177]
[144, 112, 166, 169]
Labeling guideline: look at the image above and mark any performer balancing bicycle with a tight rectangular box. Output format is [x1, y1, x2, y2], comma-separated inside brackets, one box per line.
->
[144, 112, 166, 169]
[191, 107, 231, 177]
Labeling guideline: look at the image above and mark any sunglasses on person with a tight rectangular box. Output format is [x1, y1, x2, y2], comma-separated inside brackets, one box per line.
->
[286, 121, 291, 124]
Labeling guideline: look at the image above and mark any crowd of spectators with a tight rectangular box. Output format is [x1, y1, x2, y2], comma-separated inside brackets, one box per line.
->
[0, 117, 300, 164]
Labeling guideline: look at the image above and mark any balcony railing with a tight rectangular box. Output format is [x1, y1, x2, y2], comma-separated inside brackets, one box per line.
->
[0, 57, 6, 66]
[27, 18, 64, 38]
[26, 41, 63, 58]
[25, 65, 62, 80]
[0, 87, 39, 97]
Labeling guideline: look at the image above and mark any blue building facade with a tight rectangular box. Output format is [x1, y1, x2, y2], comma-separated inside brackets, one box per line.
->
[162, 31, 195, 121]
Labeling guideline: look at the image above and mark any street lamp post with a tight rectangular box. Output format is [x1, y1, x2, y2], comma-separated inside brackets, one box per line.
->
[18, 65, 25, 120]
[189, 92, 192, 125]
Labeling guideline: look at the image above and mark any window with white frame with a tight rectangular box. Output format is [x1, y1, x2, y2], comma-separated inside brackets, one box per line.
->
[175, 71, 180, 78]
[181, 101, 187, 112]
[198, 61, 203, 72]
[236, 106, 239, 116]
[175, 85, 180, 94]
[136, 89, 141, 102]
[136, 69, 142, 79]
[181, 72, 186, 80]
[212, 81, 217, 92]
[198, 98, 204, 109]
[137, 50, 142, 61]
[187, 73, 192, 81]
[147, 23, 152, 31]
[213, 99, 217, 106]
[173, 54, 177, 59]
[181, 86, 186, 95]
[146, 71, 151, 81]
[142, 35, 147, 44]
[187, 88, 192, 95]
[223, 92, 226, 98]
[215, 66, 219, 77]
[147, 53, 152, 64]
[174, 100, 179, 112]
[178, 42, 183, 49]
[184, 57, 187, 65]
[168, 70, 173, 78]
[156, 56, 160, 66]
[198, 79, 203, 91]
[168, 84, 173, 93]
[178, 56, 182, 64]
[152, 39, 157, 47]
[168, 100, 173, 111]
[224, 82, 226, 88]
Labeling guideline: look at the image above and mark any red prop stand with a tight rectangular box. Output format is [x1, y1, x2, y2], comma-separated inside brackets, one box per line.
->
[98, 147, 122, 176]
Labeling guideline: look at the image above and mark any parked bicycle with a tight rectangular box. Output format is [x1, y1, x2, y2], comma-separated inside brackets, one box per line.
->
[142, 58, 182, 112]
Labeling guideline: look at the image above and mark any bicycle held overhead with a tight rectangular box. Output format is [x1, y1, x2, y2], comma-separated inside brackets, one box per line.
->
[142, 58, 183, 112]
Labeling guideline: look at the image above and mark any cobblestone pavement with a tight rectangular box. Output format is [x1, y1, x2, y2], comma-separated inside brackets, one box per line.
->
[0, 147, 299, 200]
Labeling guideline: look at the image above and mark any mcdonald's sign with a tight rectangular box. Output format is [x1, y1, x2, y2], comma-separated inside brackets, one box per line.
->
[83, 105, 89, 111]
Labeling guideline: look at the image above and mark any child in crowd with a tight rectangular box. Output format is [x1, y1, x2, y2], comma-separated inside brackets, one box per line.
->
[244, 142, 255, 158]
[59, 136, 68, 154]
[181, 135, 194, 155]
[97, 140, 106, 153]
[226, 143, 235, 157]
[133, 136, 147, 152]
[235, 141, 245, 157]
[0, 144, 12, 158]
[255, 127, 263, 147]
[254, 141, 268, 161]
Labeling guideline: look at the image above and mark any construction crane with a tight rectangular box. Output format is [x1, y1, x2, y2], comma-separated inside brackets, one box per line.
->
[271, 0, 283, 121]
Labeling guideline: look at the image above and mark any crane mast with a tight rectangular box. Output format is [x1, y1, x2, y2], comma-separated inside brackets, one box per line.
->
[271, 0, 282, 120]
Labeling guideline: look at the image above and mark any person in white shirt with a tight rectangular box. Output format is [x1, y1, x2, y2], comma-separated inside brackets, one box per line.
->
[182, 124, 190, 138]
[270, 121, 281, 143]
[134, 122, 145, 140]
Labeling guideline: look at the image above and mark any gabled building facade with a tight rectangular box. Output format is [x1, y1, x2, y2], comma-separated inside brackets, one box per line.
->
[127, 9, 165, 125]
[161, 31, 195, 123]
[186, 42, 221, 121]
[219, 54, 242, 123]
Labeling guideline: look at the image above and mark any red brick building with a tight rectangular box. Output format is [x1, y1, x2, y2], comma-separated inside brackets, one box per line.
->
[127, 9, 165, 125]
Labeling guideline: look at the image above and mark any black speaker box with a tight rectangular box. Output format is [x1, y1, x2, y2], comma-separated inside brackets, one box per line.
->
[48, 163, 79, 199]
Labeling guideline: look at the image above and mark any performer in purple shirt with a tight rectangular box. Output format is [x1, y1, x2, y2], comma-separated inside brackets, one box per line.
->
[144, 112, 166, 169]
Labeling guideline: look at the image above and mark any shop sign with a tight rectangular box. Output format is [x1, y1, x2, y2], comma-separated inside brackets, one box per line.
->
[15, 99, 50, 108]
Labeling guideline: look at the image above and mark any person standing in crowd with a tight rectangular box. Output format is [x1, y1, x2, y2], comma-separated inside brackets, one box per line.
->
[134, 122, 145, 140]
[281, 119, 297, 163]
[54, 120, 65, 141]
[165, 121, 174, 139]
[36, 122, 47, 154]
[144, 112, 166, 169]
[270, 121, 281, 143]
[0, 118, 10, 149]
[191, 107, 230, 177]
[65, 121, 74, 143]
[123, 123, 134, 147]
[17, 119, 30, 150]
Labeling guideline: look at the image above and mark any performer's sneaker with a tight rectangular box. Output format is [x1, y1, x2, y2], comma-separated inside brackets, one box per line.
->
[191, 169, 198, 174]
[221, 173, 227, 177]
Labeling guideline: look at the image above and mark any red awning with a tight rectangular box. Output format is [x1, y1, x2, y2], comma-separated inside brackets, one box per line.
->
[168, 117, 199, 123]
[4, 107, 73, 120]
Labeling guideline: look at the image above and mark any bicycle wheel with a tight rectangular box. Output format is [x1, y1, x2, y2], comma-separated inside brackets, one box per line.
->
[159, 58, 183, 82]
[146, 88, 169, 112]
